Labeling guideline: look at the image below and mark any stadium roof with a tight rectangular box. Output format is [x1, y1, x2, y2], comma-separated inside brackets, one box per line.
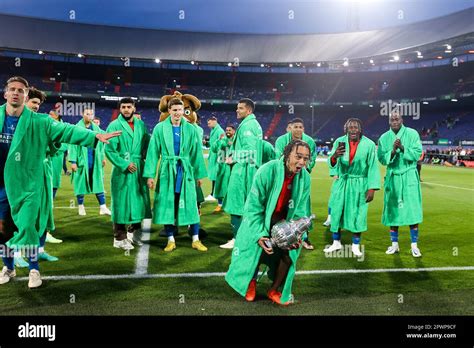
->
[0, 7, 473, 63]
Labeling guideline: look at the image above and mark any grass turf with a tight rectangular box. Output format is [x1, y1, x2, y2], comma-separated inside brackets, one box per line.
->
[0, 160, 473, 315]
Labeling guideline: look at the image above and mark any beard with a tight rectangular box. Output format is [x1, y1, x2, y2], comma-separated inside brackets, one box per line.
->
[122, 112, 134, 121]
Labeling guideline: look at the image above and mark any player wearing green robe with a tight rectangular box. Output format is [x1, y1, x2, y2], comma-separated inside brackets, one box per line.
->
[211, 124, 235, 213]
[143, 98, 208, 252]
[68, 109, 111, 216]
[222, 99, 263, 249]
[46, 115, 68, 245]
[0, 76, 122, 288]
[377, 112, 423, 257]
[205, 116, 225, 202]
[225, 140, 311, 305]
[323, 118, 380, 257]
[274, 118, 317, 250]
[105, 98, 152, 251]
[274, 118, 317, 173]
[17, 89, 61, 266]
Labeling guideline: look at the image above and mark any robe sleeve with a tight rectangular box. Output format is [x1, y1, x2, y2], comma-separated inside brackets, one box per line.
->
[327, 144, 339, 173]
[47, 118, 97, 149]
[377, 135, 397, 166]
[210, 134, 223, 153]
[143, 125, 161, 179]
[245, 168, 271, 242]
[402, 130, 423, 162]
[236, 126, 262, 166]
[367, 142, 381, 190]
[105, 123, 130, 172]
[189, 127, 208, 180]
[68, 144, 78, 163]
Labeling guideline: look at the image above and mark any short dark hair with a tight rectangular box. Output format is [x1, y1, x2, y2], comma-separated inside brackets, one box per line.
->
[5, 76, 29, 90]
[287, 120, 294, 125]
[238, 98, 255, 112]
[283, 140, 311, 164]
[94, 116, 101, 121]
[208, 116, 218, 122]
[167, 98, 184, 110]
[290, 118, 304, 125]
[226, 124, 236, 130]
[28, 87, 46, 103]
[118, 97, 135, 108]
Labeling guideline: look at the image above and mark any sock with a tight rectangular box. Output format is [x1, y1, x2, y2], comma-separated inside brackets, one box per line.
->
[28, 259, 39, 271]
[77, 195, 85, 205]
[328, 207, 331, 215]
[390, 230, 399, 243]
[231, 215, 242, 239]
[217, 199, 223, 206]
[332, 232, 341, 241]
[189, 223, 200, 236]
[1, 247, 14, 271]
[165, 225, 176, 241]
[352, 235, 361, 245]
[52, 188, 58, 199]
[38, 232, 47, 253]
[192, 235, 199, 242]
[96, 193, 106, 205]
[410, 227, 419, 244]
[28, 248, 39, 271]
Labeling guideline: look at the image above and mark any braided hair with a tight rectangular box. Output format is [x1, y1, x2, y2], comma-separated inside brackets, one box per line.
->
[283, 139, 311, 165]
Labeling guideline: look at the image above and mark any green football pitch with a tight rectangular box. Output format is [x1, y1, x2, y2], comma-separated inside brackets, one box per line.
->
[1, 160, 473, 315]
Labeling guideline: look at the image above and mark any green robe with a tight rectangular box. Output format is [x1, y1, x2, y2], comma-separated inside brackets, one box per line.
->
[68, 120, 106, 195]
[207, 124, 225, 181]
[105, 115, 152, 224]
[0, 104, 98, 248]
[51, 142, 68, 189]
[193, 124, 205, 204]
[45, 142, 61, 232]
[377, 125, 423, 226]
[225, 159, 311, 303]
[275, 132, 317, 172]
[143, 117, 207, 226]
[223, 114, 263, 216]
[328, 135, 381, 233]
[211, 135, 234, 199]
[262, 140, 276, 164]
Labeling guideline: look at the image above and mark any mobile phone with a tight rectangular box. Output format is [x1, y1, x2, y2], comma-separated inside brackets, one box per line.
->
[338, 142, 346, 149]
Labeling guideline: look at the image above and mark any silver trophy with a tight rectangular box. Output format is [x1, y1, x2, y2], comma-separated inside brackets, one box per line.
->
[264, 214, 316, 250]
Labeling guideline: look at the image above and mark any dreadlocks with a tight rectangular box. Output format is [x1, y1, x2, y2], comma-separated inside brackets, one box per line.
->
[343, 118, 363, 135]
[283, 139, 311, 165]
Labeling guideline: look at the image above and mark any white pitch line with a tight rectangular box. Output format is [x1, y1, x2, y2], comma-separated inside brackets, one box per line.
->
[134, 231, 151, 275]
[421, 182, 474, 191]
[14, 266, 474, 282]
